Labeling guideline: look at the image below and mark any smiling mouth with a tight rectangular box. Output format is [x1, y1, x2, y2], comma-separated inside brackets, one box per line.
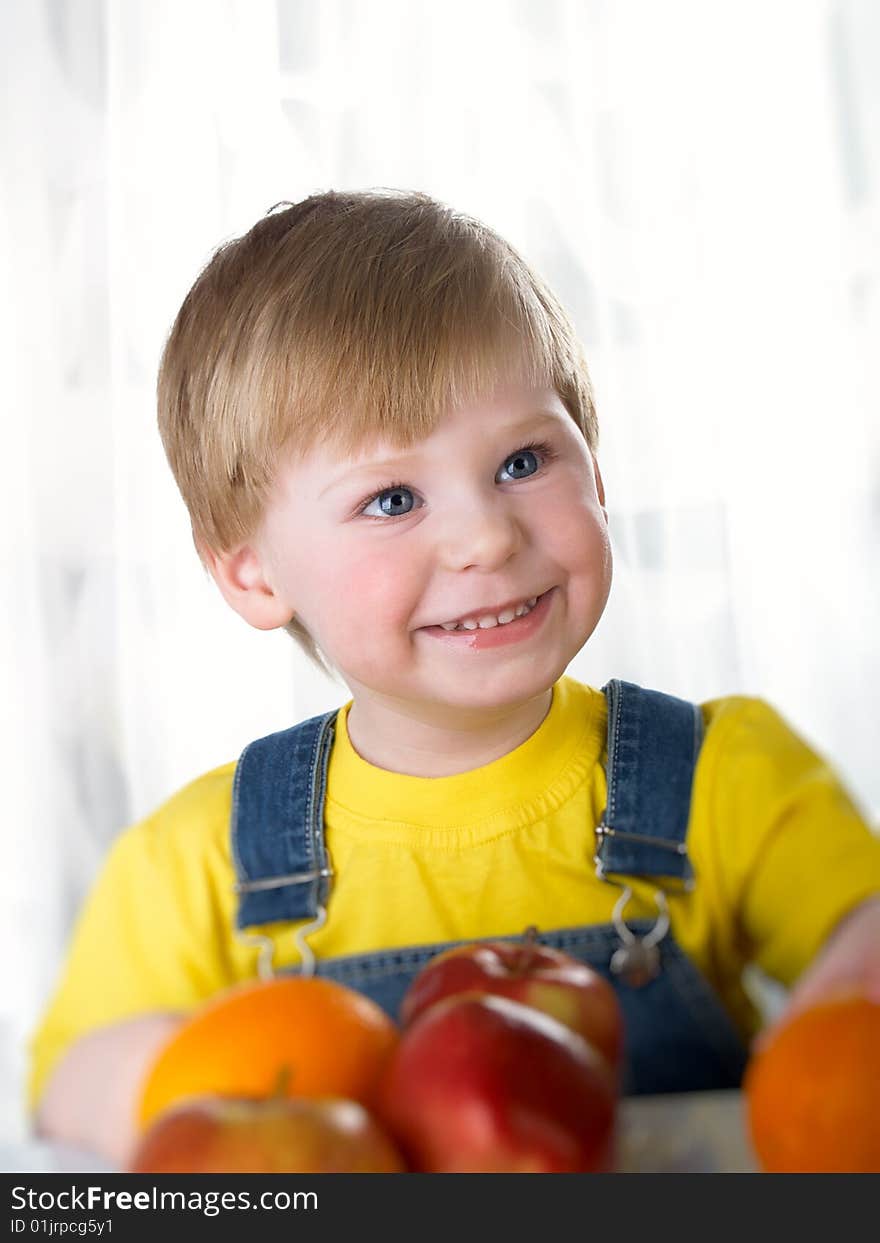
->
[421, 588, 554, 633]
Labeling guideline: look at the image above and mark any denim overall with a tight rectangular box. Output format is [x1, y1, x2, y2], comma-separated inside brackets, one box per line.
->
[231, 679, 748, 1095]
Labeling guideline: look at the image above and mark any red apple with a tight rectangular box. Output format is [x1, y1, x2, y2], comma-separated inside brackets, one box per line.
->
[377, 992, 617, 1173]
[128, 1094, 407, 1173]
[401, 926, 624, 1070]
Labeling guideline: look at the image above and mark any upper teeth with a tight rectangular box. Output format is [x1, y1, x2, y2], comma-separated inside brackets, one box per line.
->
[440, 596, 540, 631]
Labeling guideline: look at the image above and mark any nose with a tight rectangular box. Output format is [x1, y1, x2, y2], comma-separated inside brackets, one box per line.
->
[435, 491, 524, 573]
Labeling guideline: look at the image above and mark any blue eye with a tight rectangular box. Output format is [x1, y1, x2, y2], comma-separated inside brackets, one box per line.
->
[370, 485, 415, 519]
[356, 439, 556, 522]
[498, 447, 541, 482]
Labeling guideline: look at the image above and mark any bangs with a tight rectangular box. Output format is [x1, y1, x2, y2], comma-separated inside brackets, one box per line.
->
[249, 209, 587, 466]
[278, 292, 557, 460]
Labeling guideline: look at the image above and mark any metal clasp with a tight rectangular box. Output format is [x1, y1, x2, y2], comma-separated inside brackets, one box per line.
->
[593, 821, 691, 987]
[233, 866, 334, 895]
[594, 823, 691, 885]
[233, 865, 334, 981]
[293, 904, 328, 978]
[235, 903, 329, 980]
[235, 929, 278, 981]
[608, 885, 669, 987]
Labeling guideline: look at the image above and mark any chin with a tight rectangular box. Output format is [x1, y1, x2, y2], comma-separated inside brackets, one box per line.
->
[421, 658, 565, 713]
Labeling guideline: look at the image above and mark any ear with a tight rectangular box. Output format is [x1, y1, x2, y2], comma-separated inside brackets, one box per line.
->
[591, 453, 608, 518]
[198, 537, 294, 632]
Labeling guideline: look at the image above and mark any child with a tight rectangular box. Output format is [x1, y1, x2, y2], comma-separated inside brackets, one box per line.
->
[29, 190, 880, 1166]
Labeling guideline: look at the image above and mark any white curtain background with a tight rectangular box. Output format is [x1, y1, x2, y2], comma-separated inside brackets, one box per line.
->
[1, 0, 878, 1142]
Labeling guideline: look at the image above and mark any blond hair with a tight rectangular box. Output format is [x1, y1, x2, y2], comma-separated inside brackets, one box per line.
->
[157, 189, 599, 678]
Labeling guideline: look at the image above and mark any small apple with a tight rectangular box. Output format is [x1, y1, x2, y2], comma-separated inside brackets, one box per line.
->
[400, 926, 624, 1070]
[128, 1094, 407, 1173]
[377, 992, 617, 1173]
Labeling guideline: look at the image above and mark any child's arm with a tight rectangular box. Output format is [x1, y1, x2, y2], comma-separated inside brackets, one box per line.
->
[28, 773, 251, 1166]
[33, 1012, 186, 1169]
[755, 895, 880, 1048]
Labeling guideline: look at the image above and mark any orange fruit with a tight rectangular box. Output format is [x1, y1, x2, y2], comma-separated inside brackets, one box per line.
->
[745, 995, 880, 1172]
[138, 976, 399, 1130]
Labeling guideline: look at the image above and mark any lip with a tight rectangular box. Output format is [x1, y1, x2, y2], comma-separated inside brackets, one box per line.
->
[419, 587, 557, 651]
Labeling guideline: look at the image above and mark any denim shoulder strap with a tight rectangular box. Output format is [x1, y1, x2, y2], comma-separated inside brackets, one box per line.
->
[231, 680, 702, 931]
[594, 679, 702, 886]
[231, 709, 338, 931]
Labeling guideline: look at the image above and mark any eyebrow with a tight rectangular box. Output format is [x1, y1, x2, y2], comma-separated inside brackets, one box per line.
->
[319, 411, 565, 498]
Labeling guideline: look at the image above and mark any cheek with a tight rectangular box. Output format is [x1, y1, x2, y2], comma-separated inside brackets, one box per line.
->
[541, 490, 609, 573]
[319, 546, 416, 635]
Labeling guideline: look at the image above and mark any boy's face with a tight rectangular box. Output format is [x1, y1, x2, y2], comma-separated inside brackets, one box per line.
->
[216, 381, 612, 727]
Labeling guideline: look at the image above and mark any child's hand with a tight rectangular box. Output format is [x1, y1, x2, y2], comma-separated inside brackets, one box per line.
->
[751, 895, 880, 1055]
[34, 1012, 186, 1166]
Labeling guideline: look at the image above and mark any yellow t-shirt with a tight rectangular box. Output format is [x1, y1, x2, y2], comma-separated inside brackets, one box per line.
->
[27, 675, 880, 1113]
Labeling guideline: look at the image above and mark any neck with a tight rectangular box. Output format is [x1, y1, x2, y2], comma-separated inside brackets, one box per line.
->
[344, 689, 554, 777]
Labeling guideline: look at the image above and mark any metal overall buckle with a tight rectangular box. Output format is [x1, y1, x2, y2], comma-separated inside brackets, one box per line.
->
[594, 823, 693, 988]
[608, 885, 669, 987]
[233, 866, 334, 980]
